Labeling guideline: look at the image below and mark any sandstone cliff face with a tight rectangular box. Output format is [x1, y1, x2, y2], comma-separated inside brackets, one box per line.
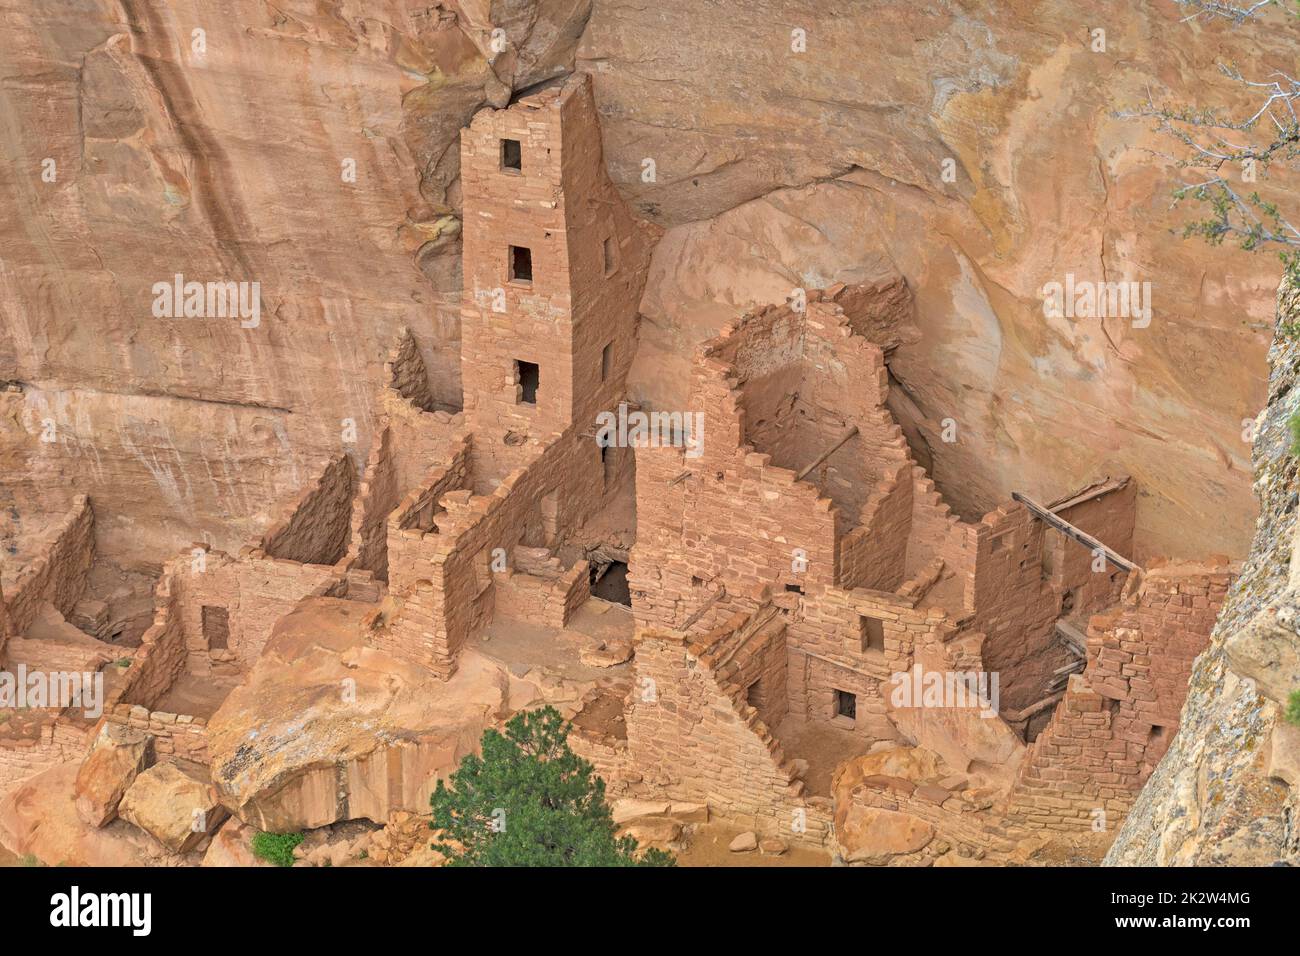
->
[1106, 281, 1300, 866]
[0, 1, 1282, 573]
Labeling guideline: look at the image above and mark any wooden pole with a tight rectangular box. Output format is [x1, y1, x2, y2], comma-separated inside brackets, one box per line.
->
[1012, 491, 1141, 573]
[795, 426, 859, 481]
[680, 586, 726, 631]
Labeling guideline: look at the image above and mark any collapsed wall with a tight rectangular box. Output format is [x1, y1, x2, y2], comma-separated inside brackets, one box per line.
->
[0, 497, 101, 793]
[1007, 563, 1233, 833]
[626, 609, 834, 848]
[0, 495, 93, 650]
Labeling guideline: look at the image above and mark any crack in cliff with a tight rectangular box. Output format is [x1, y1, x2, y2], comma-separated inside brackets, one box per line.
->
[17, 381, 293, 414]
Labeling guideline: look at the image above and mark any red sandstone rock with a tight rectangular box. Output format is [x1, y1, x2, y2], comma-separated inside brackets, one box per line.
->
[201, 820, 271, 868]
[0, 764, 188, 867]
[728, 831, 758, 852]
[74, 723, 151, 828]
[207, 598, 515, 831]
[118, 762, 228, 854]
[836, 806, 935, 866]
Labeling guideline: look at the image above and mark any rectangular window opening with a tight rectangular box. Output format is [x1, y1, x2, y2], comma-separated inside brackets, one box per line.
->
[201, 605, 230, 651]
[834, 689, 857, 721]
[500, 138, 522, 172]
[516, 360, 539, 405]
[509, 245, 533, 284]
[859, 615, 884, 654]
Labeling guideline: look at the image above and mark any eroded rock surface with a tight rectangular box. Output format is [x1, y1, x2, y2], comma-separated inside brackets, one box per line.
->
[207, 597, 516, 831]
[1106, 281, 1300, 866]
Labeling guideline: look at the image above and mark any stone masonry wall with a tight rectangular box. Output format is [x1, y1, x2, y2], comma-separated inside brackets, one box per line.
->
[388, 430, 605, 677]
[346, 423, 400, 582]
[260, 454, 356, 566]
[0, 719, 90, 796]
[172, 547, 339, 676]
[1006, 564, 1233, 832]
[1045, 481, 1137, 617]
[840, 461, 912, 592]
[2, 494, 93, 639]
[630, 295, 921, 636]
[964, 505, 1063, 713]
[111, 565, 186, 710]
[491, 557, 591, 630]
[626, 621, 832, 848]
[786, 586, 948, 739]
[102, 704, 209, 766]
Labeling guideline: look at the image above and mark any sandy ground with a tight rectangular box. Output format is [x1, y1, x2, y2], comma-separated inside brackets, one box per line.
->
[676, 822, 832, 867]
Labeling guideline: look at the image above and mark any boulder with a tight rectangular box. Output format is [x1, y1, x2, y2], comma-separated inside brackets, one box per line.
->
[118, 762, 228, 853]
[728, 831, 757, 852]
[1225, 601, 1300, 705]
[611, 798, 671, 824]
[0, 763, 188, 867]
[202, 820, 271, 867]
[74, 723, 151, 827]
[835, 806, 935, 865]
[208, 598, 513, 832]
[579, 640, 633, 667]
[621, 816, 681, 846]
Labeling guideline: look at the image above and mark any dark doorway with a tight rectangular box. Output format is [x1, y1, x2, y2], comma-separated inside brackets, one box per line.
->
[201, 605, 229, 651]
[591, 560, 631, 606]
[516, 360, 539, 404]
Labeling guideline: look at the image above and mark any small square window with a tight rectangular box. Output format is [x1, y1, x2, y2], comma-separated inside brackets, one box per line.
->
[515, 360, 539, 404]
[603, 236, 617, 276]
[834, 689, 857, 721]
[500, 138, 522, 172]
[509, 245, 532, 284]
[860, 615, 884, 653]
[601, 342, 612, 382]
[785, 583, 804, 595]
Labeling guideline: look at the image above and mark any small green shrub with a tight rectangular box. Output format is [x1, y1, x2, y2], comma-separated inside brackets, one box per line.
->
[251, 831, 304, 868]
[1289, 412, 1300, 457]
[1286, 690, 1300, 727]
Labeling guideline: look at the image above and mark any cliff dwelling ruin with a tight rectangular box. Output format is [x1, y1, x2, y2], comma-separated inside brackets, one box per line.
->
[0, 74, 1248, 867]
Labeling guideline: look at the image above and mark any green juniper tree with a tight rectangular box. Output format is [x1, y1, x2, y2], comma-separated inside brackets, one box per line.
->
[1121, 1, 1300, 284]
[429, 706, 674, 867]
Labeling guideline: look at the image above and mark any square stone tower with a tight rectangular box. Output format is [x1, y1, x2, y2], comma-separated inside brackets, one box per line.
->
[458, 73, 651, 486]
